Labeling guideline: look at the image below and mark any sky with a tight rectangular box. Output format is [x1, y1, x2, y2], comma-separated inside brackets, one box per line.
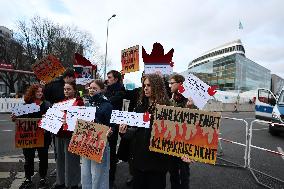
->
[1, 0, 283, 86]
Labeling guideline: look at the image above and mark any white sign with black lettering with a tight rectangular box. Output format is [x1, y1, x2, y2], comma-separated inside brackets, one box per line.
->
[40, 108, 64, 134]
[110, 110, 150, 128]
[66, 106, 97, 131]
[11, 103, 40, 116]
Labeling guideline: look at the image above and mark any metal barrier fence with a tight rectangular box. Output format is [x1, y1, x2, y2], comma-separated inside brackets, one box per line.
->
[217, 117, 284, 188]
[217, 116, 249, 168]
[0, 98, 24, 113]
[248, 119, 284, 189]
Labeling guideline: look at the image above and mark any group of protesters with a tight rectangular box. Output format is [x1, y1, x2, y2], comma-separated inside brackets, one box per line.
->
[12, 67, 197, 189]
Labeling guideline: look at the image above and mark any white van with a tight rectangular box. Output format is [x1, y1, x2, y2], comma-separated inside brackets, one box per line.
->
[255, 88, 284, 136]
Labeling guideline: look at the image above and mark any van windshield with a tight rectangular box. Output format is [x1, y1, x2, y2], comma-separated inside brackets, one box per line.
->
[278, 91, 284, 105]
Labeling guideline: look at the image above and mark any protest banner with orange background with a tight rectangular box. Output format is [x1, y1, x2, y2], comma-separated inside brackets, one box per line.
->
[68, 119, 109, 163]
[15, 118, 44, 148]
[121, 45, 139, 73]
[149, 105, 221, 164]
[32, 54, 65, 83]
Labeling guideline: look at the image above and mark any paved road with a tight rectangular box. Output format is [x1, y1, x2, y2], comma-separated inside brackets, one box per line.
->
[0, 112, 284, 188]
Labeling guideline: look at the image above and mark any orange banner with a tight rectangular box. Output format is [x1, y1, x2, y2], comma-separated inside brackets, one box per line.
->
[68, 119, 109, 163]
[149, 105, 221, 164]
[121, 45, 139, 73]
[15, 118, 44, 148]
[32, 54, 66, 83]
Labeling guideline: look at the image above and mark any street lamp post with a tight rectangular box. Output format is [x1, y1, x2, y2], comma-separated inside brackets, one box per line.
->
[104, 14, 116, 80]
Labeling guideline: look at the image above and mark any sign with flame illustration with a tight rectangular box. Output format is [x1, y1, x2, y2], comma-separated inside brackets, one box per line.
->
[149, 105, 221, 164]
[68, 119, 109, 163]
[32, 54, 66, 83]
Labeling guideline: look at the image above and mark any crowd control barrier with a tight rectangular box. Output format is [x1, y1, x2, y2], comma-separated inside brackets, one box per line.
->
[248, 119, 284, 189]
[216, 117, 249, 168]
[0, 98, 24, 113]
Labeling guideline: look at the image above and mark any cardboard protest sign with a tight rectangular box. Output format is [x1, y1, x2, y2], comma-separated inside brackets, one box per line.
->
[110, 110, 150, 128]
[121, 45, 139, 73]
[11, 103, 40, 116]
[68, 119, 109, 163]
[142, 42, 174, 75]
[15, 118, 44, 148]
[40, 108, 64, 134]
[66, 106, 97, 131]
[149, 105, 221, 164]
[32, 54, 65, 83]
[178, 74, 217, 109]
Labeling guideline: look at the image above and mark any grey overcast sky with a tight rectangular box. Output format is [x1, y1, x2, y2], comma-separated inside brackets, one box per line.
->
[1, 0, 283, 85]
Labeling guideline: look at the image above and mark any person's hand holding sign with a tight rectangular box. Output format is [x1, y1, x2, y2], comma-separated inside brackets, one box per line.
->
[119, 124, 128, 134]
[186, 97, 194, 108]
[181, 155, 195, 164]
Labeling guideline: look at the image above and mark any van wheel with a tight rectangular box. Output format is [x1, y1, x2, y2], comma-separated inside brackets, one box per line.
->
[269, 124, 279, 136]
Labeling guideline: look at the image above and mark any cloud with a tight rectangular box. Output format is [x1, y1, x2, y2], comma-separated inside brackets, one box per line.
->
[1, 0, 284, 83]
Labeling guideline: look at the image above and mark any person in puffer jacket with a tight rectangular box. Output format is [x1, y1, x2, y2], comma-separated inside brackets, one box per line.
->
[81, 79, 113, 189]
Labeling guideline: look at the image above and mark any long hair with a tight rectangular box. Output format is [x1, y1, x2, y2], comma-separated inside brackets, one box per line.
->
[140, 74, 170, 106]
[24, 84, 43, 103]
[64, 81, 79, 98]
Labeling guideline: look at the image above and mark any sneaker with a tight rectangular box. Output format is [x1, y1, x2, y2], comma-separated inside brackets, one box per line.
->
[19, 179, 33, 189]
[126, 177, 133, 186]
[38, 178, 47, 188]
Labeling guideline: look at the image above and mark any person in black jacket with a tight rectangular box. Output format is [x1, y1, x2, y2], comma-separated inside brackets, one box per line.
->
[11, 84, 52, 189]
[105, 70, 126, 188]
[119, 74, 171, 189]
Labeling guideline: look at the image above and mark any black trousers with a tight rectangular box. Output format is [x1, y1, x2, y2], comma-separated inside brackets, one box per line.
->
[109, 125, 119, 183]
[133, 168, 166, 189]
[23, 147, 49, 179]
[169, 158, 190, 189]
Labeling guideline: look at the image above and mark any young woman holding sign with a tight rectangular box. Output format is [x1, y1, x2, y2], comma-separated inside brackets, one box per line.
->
[119, 74, 171, 189]
[52, 82, 84, 189]
[11, 84, 52, 189]
[81, 79, 113, 189]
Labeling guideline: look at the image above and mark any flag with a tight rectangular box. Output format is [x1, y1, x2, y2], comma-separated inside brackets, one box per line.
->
[239, 21, 243, 30]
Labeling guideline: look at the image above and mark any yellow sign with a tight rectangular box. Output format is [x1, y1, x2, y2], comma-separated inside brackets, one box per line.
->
[121, 45, 139, 73]
[149, 105, 221, 164]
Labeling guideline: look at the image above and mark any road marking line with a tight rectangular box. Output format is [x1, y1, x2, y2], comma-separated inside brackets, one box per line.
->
[0, 157, 56, 163]
[1, 129, 13, 132]
[252, 128, 268, 131]
[277, 147, 284, 160]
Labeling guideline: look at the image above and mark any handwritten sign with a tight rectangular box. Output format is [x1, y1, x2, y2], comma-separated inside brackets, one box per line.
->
[15, 118, 44, 148]
[32, 54, 66, 83]
[40, 108, 64, 134]
[11, 103, 40, 116]
[66, 106, 97, 131]
[144, 64, 173, 75]
[121, 45, 139, 73]
[52, 98, 76, 111]
[68, 119, 109, 163]
[178, 74, 217, 109]
[110, 110, 150, 128]
[149, 105, 221, 165]
[76, 78, 94, 86]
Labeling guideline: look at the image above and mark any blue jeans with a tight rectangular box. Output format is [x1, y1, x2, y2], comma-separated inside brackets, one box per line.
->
[81, 146, 110, 189]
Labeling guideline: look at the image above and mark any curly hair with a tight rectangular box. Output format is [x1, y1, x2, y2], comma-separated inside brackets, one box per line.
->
[141, 74, 170, 105]
[24, 84, 43, 103]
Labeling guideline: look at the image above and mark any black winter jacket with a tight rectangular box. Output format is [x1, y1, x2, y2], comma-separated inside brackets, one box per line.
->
[88, 93, 113, 126]
[105, 82, 125, 111]
[125, 97, 169, 172]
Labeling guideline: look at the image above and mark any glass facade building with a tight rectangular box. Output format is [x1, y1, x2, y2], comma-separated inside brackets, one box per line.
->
[181, 54, 271, 92]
